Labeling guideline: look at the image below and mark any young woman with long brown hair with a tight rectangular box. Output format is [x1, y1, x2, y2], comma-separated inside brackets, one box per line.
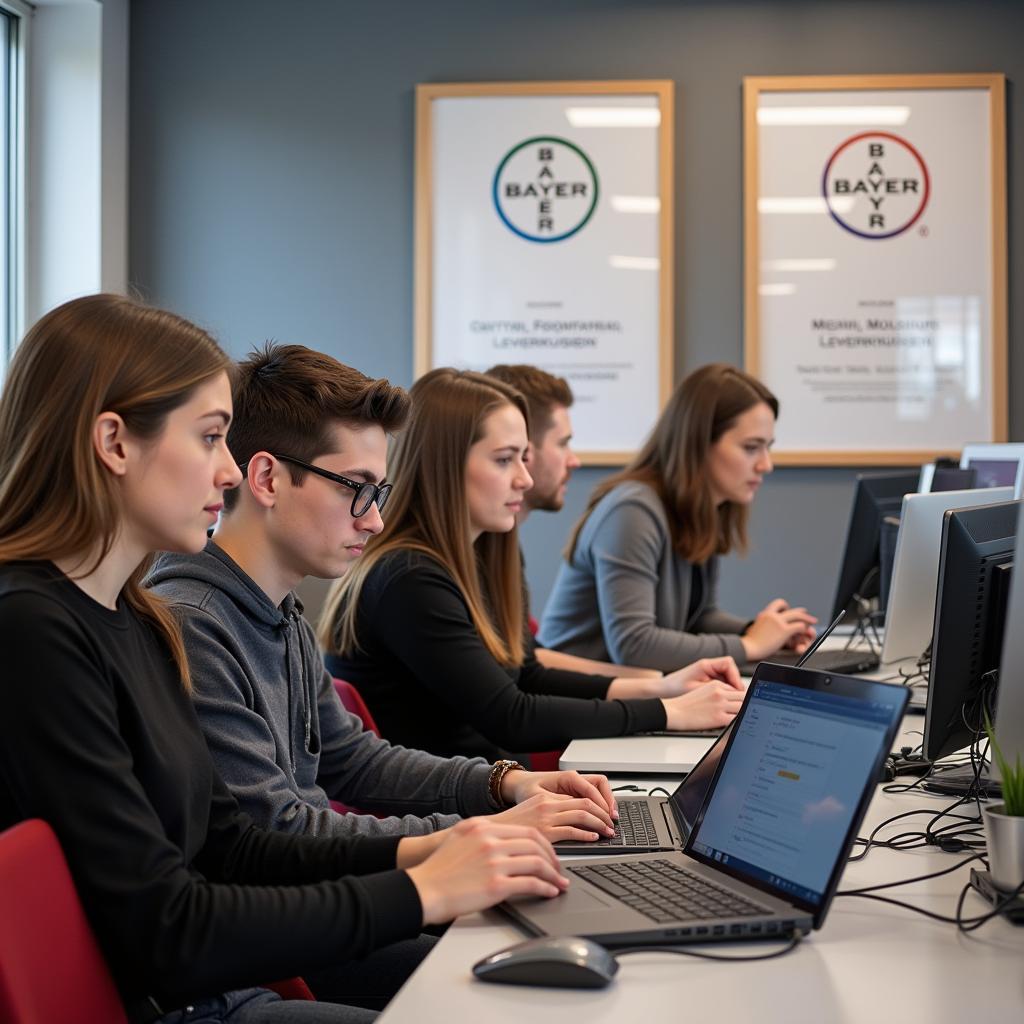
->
[539, 363, 817, 672]
[320, 368, 745, 763]
[0, 296, 568, 1024]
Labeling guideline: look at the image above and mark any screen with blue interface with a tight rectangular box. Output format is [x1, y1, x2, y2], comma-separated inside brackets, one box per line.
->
[690, 681, 900, 907]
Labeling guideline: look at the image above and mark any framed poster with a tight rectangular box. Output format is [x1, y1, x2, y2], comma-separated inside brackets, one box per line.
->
[415, 81, 674, 464]
[744, 74, 1007, 465]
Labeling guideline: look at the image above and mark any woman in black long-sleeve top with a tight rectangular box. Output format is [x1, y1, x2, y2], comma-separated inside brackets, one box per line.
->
[321, 368, 745, 763]
[0, 296, 566, 1024]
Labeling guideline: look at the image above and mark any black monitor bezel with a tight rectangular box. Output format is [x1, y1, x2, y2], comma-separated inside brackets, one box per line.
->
[831, 471, 920, 619]
[923, 500, 1021, 763]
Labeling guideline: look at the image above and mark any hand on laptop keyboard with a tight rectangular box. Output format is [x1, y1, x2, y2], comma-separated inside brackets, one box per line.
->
[663, 682, 744, 731]
[742, 599, 818, 661]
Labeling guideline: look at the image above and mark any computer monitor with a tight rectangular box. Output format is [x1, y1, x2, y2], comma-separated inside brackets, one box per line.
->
[994, 505, 1024, 783]
[917, 458, 968, 494]
[881, 487, 1013, 665]
[923, 500, 1021, 768]
[931, 467, 977, 492]
[831, 471, 919, 620]
[959, 443, 1024, 497]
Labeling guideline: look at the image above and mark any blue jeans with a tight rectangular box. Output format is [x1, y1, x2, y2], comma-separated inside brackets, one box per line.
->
[157, 987, 375, 1022]
[157, 934, 437, 1023]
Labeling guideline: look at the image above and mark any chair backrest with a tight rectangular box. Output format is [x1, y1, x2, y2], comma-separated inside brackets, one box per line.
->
[262, 976, 316, 1001]
[0, 819, 129, 1024]
[333, 678, 381, 737]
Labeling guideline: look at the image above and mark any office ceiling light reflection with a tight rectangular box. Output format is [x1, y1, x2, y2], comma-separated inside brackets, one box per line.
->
[757, 106, 911, 126]
[566, 107, 660, 127]
[758, 196, 854, 214]
[610, 195, 660, 214]
[761, 258, 837, 272]
[610, 255, 660, 271]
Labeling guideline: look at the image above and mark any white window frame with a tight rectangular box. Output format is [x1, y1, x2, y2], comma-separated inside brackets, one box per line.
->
[0, 0, 28, 371]
[23, 0, 129, 346]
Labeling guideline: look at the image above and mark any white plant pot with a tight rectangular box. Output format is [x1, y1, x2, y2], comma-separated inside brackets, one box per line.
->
[982, 803, 1024, 892]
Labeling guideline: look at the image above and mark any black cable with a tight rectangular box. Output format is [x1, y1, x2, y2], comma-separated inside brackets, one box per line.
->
[839, 853, 985, 895]
[853, 682, 1001, 862]
[954, 877, 1024, 933]
[612, 929, 803, 963]
[894, 649, 930, 688]
[610, 784, 672, 798]
[837, 848, 1024, 932]
[848, 794, 987, 862]
[841, 891, 974, 925]
[840, 880, 1024, 932]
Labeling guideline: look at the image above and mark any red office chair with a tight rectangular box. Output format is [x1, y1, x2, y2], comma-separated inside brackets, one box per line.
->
[524, 618, 563, 770]
[263, 977, 316, 1001]
[0, 818, 129, 1024]
[330, 678, 385, 816]
[0, 819, 314, 1023]
[526, 750, 562, 772]
[333, 677, 381, 736]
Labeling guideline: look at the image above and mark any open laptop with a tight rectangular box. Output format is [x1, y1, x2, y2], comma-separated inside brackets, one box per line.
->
[501, 662, 908, 946]
[741, 644, 880, 677]
[555, 722, 733, 855]
[739, 610, 878, 676]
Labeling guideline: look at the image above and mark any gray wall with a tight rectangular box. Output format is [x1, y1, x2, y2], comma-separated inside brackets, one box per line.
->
[129, 0, 1022, 624]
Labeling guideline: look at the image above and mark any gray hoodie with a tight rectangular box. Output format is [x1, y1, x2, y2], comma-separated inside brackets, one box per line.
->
[147, 541, 499, 837]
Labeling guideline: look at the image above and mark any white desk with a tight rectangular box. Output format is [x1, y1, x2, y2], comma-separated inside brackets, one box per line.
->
[379, 721, 1024, 1023]
[559, 733, 715, 773]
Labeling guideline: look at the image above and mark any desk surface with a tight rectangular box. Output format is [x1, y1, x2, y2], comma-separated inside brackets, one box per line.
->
[380, 721, 1024, 1023]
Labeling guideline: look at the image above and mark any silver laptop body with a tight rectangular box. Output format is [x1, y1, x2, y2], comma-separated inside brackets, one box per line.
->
[502, 664, 908, 946]
[555, 724, 732, 855]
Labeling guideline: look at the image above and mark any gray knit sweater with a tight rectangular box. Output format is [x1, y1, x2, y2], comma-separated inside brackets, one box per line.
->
[539, 481, 749, 670]
[148, 542, 499, 838]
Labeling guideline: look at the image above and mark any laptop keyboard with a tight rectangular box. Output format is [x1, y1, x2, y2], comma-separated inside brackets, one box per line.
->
[570, 858, 768, 923]
[745, 649, 879, 675]
[592, 801, 659, 847]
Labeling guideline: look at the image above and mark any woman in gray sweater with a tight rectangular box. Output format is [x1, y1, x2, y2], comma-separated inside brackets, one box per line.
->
[540, 364, 817, 672]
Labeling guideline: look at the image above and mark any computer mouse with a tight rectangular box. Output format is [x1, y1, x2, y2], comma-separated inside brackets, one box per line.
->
[472, 935, 619, 989]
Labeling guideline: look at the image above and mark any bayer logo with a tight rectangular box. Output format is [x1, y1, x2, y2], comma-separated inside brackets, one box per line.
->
[822, 131, 930, 240]
[492, 136, 599, 243]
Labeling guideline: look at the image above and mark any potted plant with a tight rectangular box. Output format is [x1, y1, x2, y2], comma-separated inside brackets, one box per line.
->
[983, 713, 1024, 892]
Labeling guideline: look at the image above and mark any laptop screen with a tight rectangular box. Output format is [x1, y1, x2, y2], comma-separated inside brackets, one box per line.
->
[688, 678, 899, 910]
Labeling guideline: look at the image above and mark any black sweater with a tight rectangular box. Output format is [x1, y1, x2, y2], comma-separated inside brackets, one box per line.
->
[0, 563, 422, 1021]
[326, 552, 666, 761]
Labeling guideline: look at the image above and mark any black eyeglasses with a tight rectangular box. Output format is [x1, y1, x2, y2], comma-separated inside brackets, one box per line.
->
[270, 454, 392, 518]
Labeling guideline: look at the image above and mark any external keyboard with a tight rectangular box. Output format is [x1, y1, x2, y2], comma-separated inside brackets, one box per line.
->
[570, 858, 767, 923]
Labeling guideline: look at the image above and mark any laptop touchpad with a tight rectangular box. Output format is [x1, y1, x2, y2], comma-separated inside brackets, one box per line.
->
[507, 885, 615, 913]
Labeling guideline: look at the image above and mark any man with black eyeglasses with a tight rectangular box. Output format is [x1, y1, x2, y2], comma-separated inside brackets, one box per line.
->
[145, 342, 617, 847]
[145, 343, 619, 1006]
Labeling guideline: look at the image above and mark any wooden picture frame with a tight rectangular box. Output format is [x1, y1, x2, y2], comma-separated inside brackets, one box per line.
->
[743, 73, 1007, 466]
[415, 80, 674, 465]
